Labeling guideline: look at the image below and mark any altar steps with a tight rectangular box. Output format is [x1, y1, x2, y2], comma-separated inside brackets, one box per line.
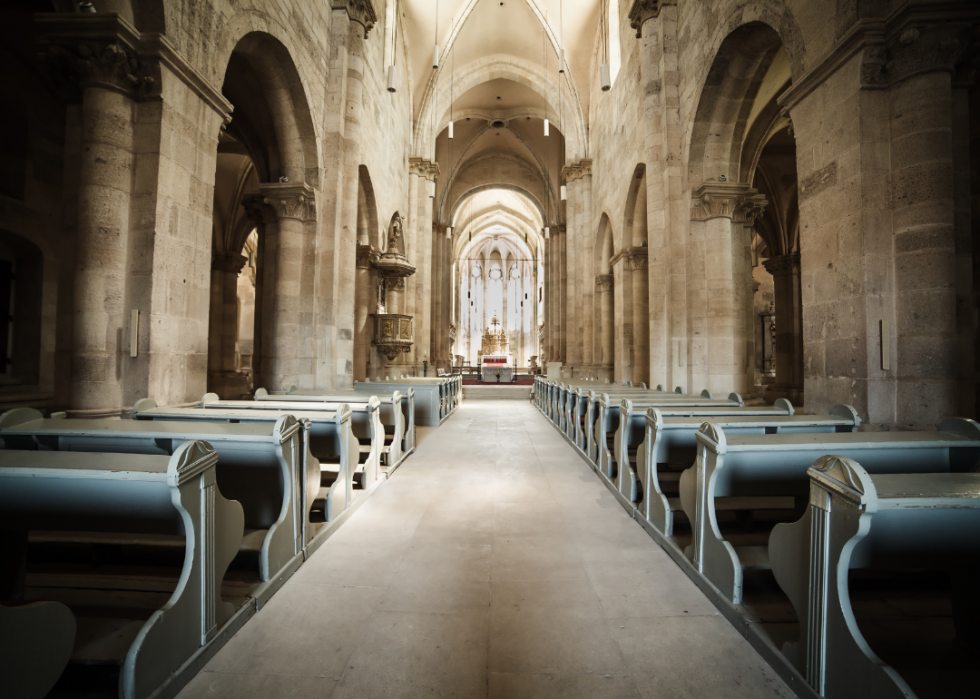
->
[462, 385, 531, 400]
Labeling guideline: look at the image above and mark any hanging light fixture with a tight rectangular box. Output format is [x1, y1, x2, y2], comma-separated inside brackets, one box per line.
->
[446, 226, 452, 239]
[433, 0, 440, 68]
[560, 185, 567, 201]
[544, 118, 549, 137]
[448, 120, 453, 138]
[558, 1, 566, 74]
[429, 179, 436, 198]
[387, 8, 398, 92]
[544, 227, 550, 239]
[600, 0, 611, 91]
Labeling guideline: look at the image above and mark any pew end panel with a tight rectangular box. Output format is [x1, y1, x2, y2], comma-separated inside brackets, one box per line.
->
[0, 600, 76, 699]
[0, 407, 46, 430]
[683, 420, 980, 606]
[770, 456, 980, 699]
[0, 441, 245, 699]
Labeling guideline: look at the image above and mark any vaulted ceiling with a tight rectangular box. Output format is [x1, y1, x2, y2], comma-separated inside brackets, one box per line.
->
[398, 0, 602, 248]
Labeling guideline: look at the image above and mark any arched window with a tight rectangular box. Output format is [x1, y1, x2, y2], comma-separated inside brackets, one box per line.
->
[607, 0, 622, 86]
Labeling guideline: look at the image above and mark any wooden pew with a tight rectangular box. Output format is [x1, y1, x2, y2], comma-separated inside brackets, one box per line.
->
[770, 456, 980, 699]
[628, 404, 860, 539]
[681, 419, 980, 604]
[593, 391, 745, 475]
[199, 394, 382, 488]
[0, 600, 75, 699]
[0, 442, 244, 699]
[257, 387, 411, 471]
[282, 385, 416, 456]
[355, 379, 447, 426]
[0, 408, 315, 583]
[130, 401, 359, 550]
[567, 384, 665, 445]
[380, 376, 459, 418]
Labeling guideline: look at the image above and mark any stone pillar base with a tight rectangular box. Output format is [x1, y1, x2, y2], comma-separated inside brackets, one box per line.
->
[765, 383, 804, 410]
[207, 371, 252, 400]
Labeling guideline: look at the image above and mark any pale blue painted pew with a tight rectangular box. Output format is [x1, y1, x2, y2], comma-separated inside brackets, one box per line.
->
[0, 442, 243, 699]
[0, 408, 312, 582]
[681, 419, 980, 604]
[770, 457, 980, 699]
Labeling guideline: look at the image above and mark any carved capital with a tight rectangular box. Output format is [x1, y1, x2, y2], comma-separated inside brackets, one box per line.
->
[409, 157, 440, 181]
[882, 23, 971, 86]
[212, 250, 248, 274]
[628, 0, 676, 38]
[332, 0, 378, 37]
[256, 182, 316, 222]
[691, 182, 767, 224]
[561, 159, 593, 184]
[627, 247, 648, 271]
[595, 274, 614, 292]
[356, 243, 376, 270]
[34, 14, 232, 121]
[762, 253, 801, 277]
[241, 193, 269, 225]
[46, 39, 157, 99]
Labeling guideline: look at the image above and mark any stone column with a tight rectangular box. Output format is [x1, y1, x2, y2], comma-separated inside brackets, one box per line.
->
[690, 183, 765, 396]
[630, 0, 681, 390]
[67, 48, 139, 413]
[318, 1, 377, 390]
[763, 254, 804, 404]
[629, 249, 650, 386]
[611, 250, 633, 383]
[887, 26, 965, 426]
[207, 250, 248, 397]
[256, 183, 316, 392]
[595, 274, 614, 378]
[562, 160, 593, 377]
[558, 224, 567, 365]
[354, 243, 375, 381]
[242, 195, 269, 389]
[407, 158, 438, 372]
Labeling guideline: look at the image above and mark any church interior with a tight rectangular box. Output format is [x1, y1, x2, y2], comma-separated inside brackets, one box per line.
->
[1, 1, 980, 698]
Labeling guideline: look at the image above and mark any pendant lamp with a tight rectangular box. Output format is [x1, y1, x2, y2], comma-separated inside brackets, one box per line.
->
[601, 63, 611, 92]
[560, 185, 567, 201]
[428, 180, 436, 198]
[544, 227, 550, 239]
[559, 49, 566, 74]
[448, 120, 454, 139]
[446, 226, 452, 239]
[387, 65, 397, 93]
[544, 119, 549, 137]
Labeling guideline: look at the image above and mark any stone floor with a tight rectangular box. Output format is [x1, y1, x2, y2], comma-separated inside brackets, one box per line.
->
[177, 400, 795, 699]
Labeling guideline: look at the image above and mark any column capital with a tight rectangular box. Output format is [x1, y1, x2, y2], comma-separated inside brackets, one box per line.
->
[691, 182, 767, 224]
[561, 159, 593, 184]
[254, 182, 317, 222]
[595, 274, 614, 292]
[356, 243, 376, 269]
[762, 253, 801, 277]
[628, 0, 676, 38]
[331, 0, 378, 37]
[409, 157, 440, 181]
[35, 14, 232, 120]
[627, 247, 649, 271]
[211, 250, 248, 274]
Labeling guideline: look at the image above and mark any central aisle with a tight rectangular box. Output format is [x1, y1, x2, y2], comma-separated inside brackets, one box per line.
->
[179, 400, 793, 699]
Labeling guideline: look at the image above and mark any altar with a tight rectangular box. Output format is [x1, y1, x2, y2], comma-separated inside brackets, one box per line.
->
[479, 315, 513, 383]
[481, 355, 513, 383]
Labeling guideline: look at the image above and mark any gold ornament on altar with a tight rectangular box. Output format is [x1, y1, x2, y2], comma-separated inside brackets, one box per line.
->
[480, 315, 509, 356]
